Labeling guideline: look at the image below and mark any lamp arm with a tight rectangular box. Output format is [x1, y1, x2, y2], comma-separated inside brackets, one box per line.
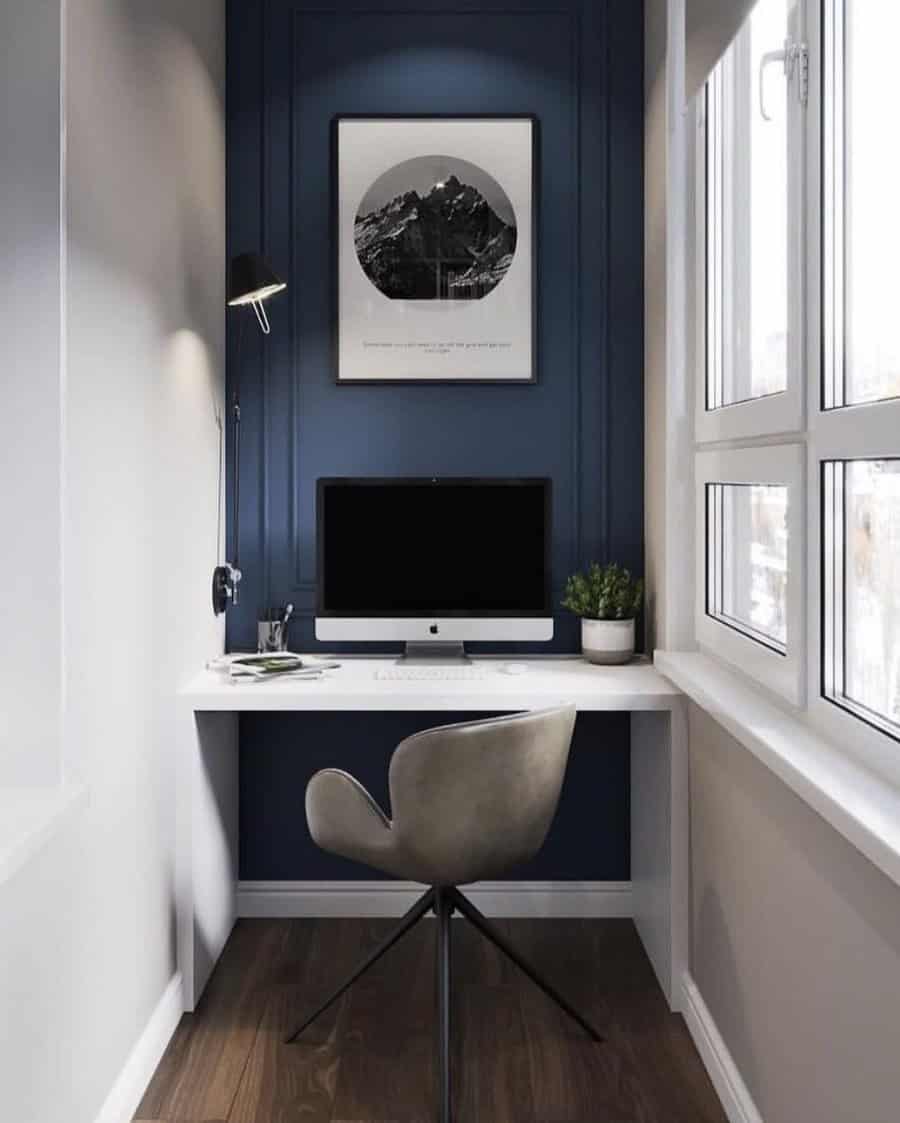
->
[252, 298, 271, 334]
[215, 263, 284, 616]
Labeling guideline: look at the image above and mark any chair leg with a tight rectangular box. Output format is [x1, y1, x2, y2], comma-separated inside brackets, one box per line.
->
[435, 888, 453, 1123]
[447, 887, 604, 1043]
[285, 887, 435, 1044]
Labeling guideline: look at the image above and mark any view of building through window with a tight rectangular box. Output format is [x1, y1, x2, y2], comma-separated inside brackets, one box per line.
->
[708, 483, 788, 650]
[843, 461, 900, 727]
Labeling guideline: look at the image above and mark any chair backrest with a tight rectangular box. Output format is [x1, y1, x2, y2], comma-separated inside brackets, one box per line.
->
[388, 705, 576, 886]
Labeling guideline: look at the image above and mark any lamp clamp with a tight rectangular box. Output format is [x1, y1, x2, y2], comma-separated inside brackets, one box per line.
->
[212, 562, 242, 616]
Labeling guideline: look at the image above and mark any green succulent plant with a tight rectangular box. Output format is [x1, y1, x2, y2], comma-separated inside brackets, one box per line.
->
[561, 562, 644, 621]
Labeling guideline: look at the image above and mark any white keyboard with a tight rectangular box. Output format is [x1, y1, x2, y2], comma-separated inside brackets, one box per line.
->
[374, 666, 489, 682]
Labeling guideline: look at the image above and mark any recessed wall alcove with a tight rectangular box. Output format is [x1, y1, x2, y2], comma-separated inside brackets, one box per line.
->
[227, 0, 644, 880]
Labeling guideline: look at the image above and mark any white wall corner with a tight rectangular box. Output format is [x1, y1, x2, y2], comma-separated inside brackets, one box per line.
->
[644, 0, 697, 655]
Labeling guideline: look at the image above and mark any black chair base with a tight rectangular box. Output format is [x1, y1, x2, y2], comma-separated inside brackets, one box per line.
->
[285, 885, 603, 1123]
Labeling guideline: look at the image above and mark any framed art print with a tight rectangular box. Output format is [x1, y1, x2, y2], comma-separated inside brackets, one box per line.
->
[334, 115, 537, 384]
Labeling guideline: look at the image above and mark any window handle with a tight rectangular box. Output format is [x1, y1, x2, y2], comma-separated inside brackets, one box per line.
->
[759, 46, 787, 121]
[759, 38, 809, 121]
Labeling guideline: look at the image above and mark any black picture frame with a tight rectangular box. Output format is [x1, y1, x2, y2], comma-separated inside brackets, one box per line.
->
[332, 113, 539, 385]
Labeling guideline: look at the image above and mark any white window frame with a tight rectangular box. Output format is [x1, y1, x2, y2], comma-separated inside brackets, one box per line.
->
[805, 0, 900, 774]
[674, 0, 898, 790]
[695, 0, 807, 444]
[688, 0, 900, 785]
[696, 444, 806, 705]
[808, 441, 900, 784]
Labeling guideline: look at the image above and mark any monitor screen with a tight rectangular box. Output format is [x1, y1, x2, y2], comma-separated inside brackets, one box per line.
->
[317, 478, 551, 617]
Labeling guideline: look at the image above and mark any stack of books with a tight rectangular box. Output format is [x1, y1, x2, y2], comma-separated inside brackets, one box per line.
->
[206, 653, 341, 683]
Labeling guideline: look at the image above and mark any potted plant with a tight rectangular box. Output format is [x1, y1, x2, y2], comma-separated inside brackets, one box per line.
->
[562, 562, 644, 665]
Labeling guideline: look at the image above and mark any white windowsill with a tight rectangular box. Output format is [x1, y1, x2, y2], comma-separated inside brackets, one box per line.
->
[0, 784, 88, 886]
[655, 651, 900, 893]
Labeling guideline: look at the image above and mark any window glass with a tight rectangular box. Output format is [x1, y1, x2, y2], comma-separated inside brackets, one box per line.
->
[842, 3, 900, 406]
[825, 460, 900, 732]
[707, 483, 788, 651]
[707, 0, 791, 409]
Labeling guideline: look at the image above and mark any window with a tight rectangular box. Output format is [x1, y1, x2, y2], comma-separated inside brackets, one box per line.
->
[696, 447, 804, 705]
[694, 0, 807, 703]
[818, 0, 900, 746]
[823, 461, 900, 736]
[707, 483, 788, 653]
[694, 0, 900, 737]
[823, 1, 900, 409]
[707, 0, 790, 409]
[699, 0, 805, 441]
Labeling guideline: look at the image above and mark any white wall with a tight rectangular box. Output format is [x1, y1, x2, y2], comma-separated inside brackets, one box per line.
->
[643, 0, 695, 655]
[0, 0, 63, 786]
[0, 1, 225, 1120]
[690, 704, 900, 1123]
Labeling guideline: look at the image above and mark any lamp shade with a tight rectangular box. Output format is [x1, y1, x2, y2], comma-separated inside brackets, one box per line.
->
[227, 252, 287, 306]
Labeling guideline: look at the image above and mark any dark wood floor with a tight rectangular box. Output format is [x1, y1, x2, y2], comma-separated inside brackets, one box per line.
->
[136, 916, 727, 1123]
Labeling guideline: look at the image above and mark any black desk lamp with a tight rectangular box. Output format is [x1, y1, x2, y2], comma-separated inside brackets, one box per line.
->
[212, 253, 287, 616]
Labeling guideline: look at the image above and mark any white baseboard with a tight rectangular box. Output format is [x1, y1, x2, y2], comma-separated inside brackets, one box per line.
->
[681, 973, 764, 1123]
[93, 972, 183, 1123]
[237, 879, 633, 919]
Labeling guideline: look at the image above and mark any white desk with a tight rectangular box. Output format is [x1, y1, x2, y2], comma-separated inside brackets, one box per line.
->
[178, 657, 687, 1013]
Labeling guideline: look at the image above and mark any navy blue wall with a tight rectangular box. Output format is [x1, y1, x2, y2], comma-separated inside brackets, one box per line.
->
[227, 0, 644, 880]
[240, 711, 631, 880]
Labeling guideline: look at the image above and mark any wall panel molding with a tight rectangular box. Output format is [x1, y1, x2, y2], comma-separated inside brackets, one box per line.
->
[238, 879, 634, 918]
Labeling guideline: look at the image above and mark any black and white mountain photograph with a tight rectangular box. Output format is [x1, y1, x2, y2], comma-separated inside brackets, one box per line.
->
[336, 116, 535, 382]
[354, 156, 517, 301]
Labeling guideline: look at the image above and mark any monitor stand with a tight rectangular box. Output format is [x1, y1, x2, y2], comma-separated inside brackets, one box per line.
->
[397, 641, 472, 665]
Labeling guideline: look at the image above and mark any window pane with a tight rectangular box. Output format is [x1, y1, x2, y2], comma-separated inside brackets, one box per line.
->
[707, 483, 788, 651]
[826, 461, 900, 732]
[707, 0, 791, 410]
[843, 3, 900, 406]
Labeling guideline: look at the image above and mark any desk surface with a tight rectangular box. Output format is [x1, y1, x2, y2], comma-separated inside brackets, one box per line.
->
[181, 656, 681, 713]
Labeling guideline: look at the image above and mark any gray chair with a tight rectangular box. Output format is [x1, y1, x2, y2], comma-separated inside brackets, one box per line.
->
[286, 705, 602, 1122]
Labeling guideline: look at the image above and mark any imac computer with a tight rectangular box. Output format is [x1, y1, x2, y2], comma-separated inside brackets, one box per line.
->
[316, 477, 553, 659]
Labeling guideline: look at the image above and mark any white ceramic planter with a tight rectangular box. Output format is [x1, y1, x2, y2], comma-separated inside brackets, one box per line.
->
[581, 617, 635, 665]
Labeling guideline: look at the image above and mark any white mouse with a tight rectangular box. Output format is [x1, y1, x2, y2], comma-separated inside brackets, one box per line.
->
[500, 662, 529, 675]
